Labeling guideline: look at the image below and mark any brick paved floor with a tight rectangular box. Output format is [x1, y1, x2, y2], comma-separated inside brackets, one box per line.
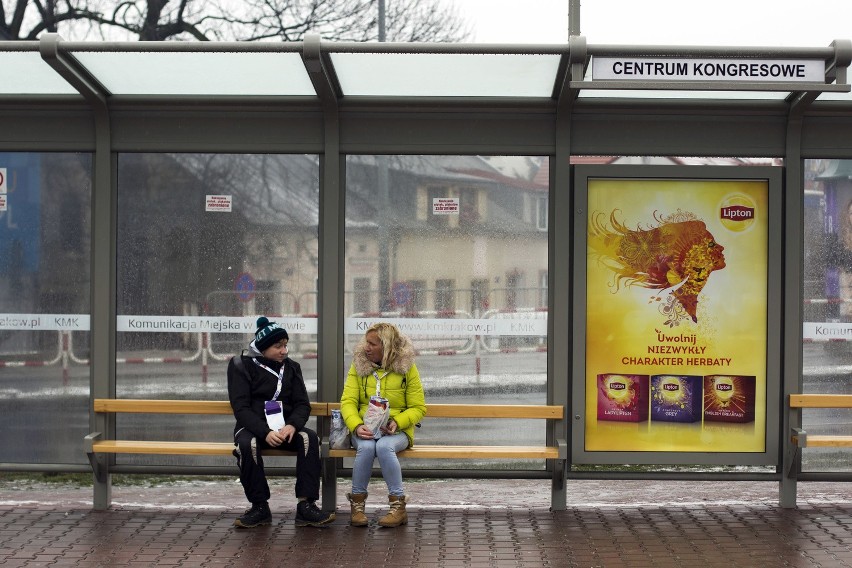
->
[0, 479, 850, 567]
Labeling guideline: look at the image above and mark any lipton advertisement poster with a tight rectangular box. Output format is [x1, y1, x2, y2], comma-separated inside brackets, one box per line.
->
[585, 178, 768, 452]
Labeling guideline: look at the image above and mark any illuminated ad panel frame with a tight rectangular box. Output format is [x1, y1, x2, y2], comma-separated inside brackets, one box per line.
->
[572, 165, 782, 466]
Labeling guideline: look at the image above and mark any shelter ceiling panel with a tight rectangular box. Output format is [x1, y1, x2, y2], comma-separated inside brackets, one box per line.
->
[802, 114, 852, 158]
[110, 111, 324, 153]
[339, 110, 556, 154]
[0, 109, 94, 151]
[570, 109, 787, 157]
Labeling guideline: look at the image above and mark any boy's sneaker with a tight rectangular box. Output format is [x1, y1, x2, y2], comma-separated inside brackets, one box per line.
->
[295, 500, 336, 527]
[234, 502, 272, 528]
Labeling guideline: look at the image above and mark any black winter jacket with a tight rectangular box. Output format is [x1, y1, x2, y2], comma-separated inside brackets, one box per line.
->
[227, 350, 312, 439]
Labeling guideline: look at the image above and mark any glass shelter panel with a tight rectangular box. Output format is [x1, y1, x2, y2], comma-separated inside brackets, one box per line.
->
[330, 53, 561, 98]
[72, 52, 316, 97]
[116, 153, 319, 466]
[344, 155, 549, 470]
[0, 52, 80, 96]
[0, 152, 92, 464]
[802, 158, 852, 473]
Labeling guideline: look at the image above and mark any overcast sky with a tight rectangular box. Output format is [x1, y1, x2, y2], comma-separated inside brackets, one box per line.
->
[454, 0, 851, 47]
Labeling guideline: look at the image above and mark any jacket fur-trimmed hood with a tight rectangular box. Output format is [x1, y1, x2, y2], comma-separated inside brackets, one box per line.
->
[351, 333, 416, 377]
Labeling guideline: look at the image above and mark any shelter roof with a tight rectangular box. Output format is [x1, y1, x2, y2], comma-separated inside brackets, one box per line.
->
[2, 35, 850, 105]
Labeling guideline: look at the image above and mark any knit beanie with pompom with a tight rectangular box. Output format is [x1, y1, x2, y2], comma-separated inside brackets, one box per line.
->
[254, 316, 289, 352]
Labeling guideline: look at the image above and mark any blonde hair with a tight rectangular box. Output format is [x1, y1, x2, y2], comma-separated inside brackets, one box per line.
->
[367, 322, 407, 370]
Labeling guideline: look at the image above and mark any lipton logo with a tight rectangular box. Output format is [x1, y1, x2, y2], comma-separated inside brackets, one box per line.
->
[721, 205, 754, 220]
[663, 383, 679, 391]
[609, 382, 626, 390]
[716, 384, 733, 391]
[719, 193, 758, 232]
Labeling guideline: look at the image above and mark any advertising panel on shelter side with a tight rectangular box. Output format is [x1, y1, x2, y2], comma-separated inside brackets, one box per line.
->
[585, 178, 768, 453]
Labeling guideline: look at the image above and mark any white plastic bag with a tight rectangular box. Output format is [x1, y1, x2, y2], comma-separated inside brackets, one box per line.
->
[362, 396, 390, 439]
[329, 409, 351, 449]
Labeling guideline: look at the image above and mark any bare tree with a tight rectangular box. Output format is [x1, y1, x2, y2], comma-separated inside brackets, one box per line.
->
[0, 0, 470, 42]
[0, 0, 102, 39]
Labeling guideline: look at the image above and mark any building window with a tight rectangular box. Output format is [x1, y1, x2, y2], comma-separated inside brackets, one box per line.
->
[435, 279, 455, 312]
[506, 270, 523, 311]
[537, 196, 548, 231]
[407, 279, 426, 312]
[353, 277, 371, 314]
[471, 278, 489, 315]
[459, 188, 479, 223]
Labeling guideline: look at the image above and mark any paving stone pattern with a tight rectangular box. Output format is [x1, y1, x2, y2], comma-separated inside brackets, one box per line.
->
[0, 479, 850, 567]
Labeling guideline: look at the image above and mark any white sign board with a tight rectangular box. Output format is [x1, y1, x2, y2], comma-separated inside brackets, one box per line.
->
[346, 317, 547, 337]
[592, 57, 824, 83]
[205, 195, 232, 212]
[433, 197, 459, 215]
[0, 167, 6, 193]
[0, 313, 547, 337]
[804, 322, 852, 341]
[0, 314, 90, 331]
[117, 315, 317, 334]
[0, 194, 6, 212]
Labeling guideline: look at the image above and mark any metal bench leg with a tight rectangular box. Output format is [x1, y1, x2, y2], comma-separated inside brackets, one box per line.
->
[550, 439, 568, 511]
[85, 433, 112, 510]
[322, 456, 338, 512]
[779, 429, 803, 509]
[550, 461, 567, 511]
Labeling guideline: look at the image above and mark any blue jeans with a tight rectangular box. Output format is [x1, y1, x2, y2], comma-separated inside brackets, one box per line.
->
[350, 432, 409, 496]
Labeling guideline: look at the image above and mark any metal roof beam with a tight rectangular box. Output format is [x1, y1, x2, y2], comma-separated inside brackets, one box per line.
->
[302, 34, 340, 107]
[826, 39, 852, 84]
[39, 33, 109, 104]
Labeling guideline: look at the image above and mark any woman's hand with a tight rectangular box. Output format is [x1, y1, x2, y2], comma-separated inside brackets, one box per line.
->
[355, 424, 374, 439]
[381, 419, 398, 435]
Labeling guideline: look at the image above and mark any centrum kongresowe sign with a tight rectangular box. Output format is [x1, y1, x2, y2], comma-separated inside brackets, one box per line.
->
[592, 57, 824, 83]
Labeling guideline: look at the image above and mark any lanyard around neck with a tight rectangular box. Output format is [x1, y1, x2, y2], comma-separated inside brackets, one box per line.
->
[254, 359, 284, 400]
[372, 370, 388, 398]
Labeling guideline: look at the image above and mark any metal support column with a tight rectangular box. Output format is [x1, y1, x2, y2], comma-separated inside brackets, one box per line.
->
[303, 35, 344, 512]
[779, 90, 815, 508]
[548, 35, 585, 512]
[40, 33, 115, 510]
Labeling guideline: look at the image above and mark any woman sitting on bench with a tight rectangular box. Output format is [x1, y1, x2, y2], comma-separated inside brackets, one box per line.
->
[340, 322, 427, 528]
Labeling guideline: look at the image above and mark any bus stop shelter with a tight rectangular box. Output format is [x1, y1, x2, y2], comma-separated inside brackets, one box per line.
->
[1, 34, 851, 511]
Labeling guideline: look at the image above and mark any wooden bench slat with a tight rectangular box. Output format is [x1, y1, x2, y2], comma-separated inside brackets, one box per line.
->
[93, 441, 560, 459]
[329, 445, 559, 459]
[789, 394, 852, 409]
[327, 402, 563, 419]
[95, 399, 562, 419]
[794, 435, 852, 448]
[91, 440, 298, 456]
[94, 399, 328, 415]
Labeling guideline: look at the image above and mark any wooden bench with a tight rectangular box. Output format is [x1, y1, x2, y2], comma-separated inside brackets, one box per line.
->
[86, 398, 567, 510]
[86, 399, 330, 459]
[327, 402, 565, 460]
[780, 393, 852, 508]
[327, 402, 567, 510]
[789, 394, 852, 448]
